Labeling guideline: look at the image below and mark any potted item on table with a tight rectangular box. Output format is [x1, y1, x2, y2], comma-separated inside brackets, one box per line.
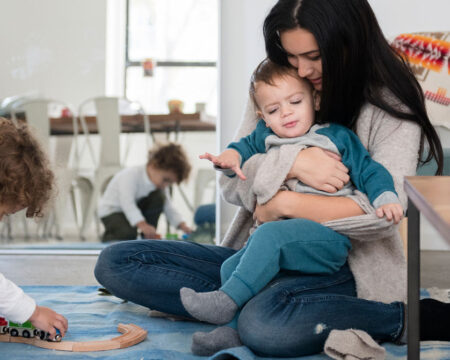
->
[167, 99, 184, 114]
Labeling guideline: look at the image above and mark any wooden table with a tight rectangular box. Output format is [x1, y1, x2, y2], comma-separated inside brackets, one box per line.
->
[404, 176, 450, 360]
[48, 112, 216, 136]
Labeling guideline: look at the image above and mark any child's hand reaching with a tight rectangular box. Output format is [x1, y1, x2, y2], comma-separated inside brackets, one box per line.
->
[199, 149, 246, 180]
[29, 305, 68, 340]
[137, 221, 162, 239]
[178, 222, 193, 234]
[375, 203, 403, 224]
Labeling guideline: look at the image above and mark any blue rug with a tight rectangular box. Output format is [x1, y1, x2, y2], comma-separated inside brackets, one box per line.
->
[2, 286, 450, 360]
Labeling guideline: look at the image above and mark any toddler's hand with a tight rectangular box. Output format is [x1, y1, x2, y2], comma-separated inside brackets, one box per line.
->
[375, 203, 403, 224]
[29, 305, 68, 340]
[178, 222, 193, 234]
[137, 221, 161, 239]
[199, 149, 246, 180]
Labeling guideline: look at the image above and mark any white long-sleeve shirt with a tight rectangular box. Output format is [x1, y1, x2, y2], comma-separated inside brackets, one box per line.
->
[98, 165, 184, 228]
[0, 273, 36, 323]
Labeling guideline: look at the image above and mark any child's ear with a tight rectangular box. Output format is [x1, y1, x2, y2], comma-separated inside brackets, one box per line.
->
[256, 111, 270, 127]
[256, 110, 265, 121]
[313, 90, 321, 111]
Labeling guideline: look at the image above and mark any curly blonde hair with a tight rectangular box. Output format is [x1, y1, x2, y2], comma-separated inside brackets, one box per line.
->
[0, 117, 54, 217]
[147, 142, 191, 184]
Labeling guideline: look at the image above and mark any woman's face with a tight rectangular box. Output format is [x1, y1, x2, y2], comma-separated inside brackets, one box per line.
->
[280, 28, 323, 91]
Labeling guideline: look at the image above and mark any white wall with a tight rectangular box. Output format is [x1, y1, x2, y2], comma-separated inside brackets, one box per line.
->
[218, 0, 450, 247]
[0, 0, 108, 109]
[369, 0, 449, 38]
[217, 0, 275, 239]
[105, 0, 127, 98]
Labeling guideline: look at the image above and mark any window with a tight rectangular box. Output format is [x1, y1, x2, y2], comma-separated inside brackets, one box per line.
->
[125, 0, 218, 115]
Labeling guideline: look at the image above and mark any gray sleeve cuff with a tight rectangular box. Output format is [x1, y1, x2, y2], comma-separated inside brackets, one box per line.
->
[214, 165, 236, 177]
[213, 153, 243, 178]
[372, 191, 401, 209]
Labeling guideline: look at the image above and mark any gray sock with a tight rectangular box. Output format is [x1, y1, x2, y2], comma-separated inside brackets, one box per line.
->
[180, 287, 238, 324]
[191, 326, 242, 356]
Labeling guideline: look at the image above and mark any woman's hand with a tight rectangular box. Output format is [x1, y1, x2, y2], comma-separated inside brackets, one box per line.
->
[29, 305, 68, 340]
[254, 191, 290, 223]
[288, 147, 350, 193]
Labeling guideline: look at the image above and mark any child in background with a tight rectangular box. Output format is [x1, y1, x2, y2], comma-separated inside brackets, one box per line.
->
[180, 59, 403, 325]
[0, 117, 68, 340]
[98, 143, 193, 242]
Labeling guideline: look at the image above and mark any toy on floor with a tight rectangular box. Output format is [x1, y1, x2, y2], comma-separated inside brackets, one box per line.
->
[0, 317, 60, 341]
[0, 322, 147, 352]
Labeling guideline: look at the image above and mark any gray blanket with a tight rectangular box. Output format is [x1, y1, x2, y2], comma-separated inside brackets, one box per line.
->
[219, 142, 398, 246]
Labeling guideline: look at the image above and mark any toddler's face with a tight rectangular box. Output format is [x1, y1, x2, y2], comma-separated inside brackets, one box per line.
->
[255, 74, 317, 138]
[148, 167, 178, 189]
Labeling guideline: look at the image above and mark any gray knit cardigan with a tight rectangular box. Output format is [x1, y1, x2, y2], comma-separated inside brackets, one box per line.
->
[219, 96, 420, 304]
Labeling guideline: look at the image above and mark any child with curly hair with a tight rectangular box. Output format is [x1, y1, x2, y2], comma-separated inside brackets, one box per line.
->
[98, 142, 193, 241]
[0, 117, 68, 340]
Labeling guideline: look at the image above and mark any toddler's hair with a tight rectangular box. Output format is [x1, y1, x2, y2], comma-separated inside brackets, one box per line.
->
[249, 58, 312, 110]
[147, 143, 191, 184]
[0, 117, 54, 217]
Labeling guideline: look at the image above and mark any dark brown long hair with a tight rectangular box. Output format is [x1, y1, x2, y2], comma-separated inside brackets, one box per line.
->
[264, 0, 443, 174]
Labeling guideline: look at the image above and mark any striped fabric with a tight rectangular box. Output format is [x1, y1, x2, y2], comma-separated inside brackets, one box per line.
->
[391, 31, 450, 129]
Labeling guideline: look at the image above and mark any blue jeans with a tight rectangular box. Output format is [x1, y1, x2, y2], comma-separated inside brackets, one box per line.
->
[221, 219, 351, 307]
[238, 264, 404, 357]
[94, 239, 235, 317]
[194, 203, 216, 225]
[94, 239, 404, 357]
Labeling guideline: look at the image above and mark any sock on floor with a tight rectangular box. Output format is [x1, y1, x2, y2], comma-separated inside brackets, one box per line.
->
[180, 288, 238, 325]
[420, 298, 450, 341]
[191, 326, 242, 356]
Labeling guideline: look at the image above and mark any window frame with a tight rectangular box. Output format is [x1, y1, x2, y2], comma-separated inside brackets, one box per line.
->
[124, 0, 217, 94]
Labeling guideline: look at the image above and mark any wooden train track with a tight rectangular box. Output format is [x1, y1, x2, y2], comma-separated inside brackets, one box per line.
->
[0, 323, 147, 352]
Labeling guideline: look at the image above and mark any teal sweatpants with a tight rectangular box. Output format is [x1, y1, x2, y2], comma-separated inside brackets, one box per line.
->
[220, 218, 351, 307]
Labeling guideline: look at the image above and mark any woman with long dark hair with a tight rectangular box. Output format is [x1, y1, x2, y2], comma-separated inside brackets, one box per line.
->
[263, 0, 442, 173]
[94, 0, 448, 357]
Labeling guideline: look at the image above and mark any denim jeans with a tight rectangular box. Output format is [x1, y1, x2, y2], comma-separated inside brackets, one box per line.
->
[94, 239, 236, 317]
[238, 263, 404, 357]
[194, 203, 215, 225]
[94, 239, 404, 357]
[100, 190, 165, 242]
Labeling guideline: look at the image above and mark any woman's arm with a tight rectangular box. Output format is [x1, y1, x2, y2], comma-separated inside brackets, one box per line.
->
[254, 191, 364, 223]
[358, 111, 420, 209]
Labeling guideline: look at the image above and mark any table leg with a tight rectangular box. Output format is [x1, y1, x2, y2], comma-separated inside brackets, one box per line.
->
[175, 120, 180, 141]
[407, 198, 420, 360]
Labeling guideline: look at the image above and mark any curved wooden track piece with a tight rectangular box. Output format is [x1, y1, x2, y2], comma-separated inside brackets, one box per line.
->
[0, 323, 147, 352]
